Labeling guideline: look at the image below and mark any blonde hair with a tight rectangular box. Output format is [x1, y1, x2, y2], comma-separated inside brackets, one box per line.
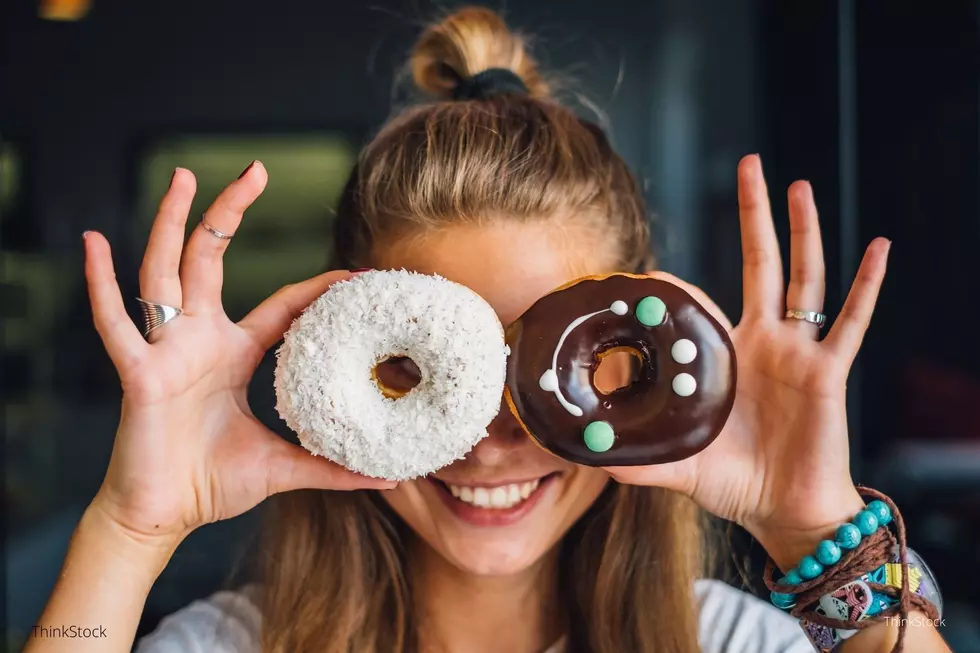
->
[330, 6, 653, 272]
[259, 7, 705, 652]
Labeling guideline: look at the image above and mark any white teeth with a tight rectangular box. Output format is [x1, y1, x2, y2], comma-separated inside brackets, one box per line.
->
[473, 487, 490, 507]
[446, 479, 544, 510]
[490, 487, 508, 508]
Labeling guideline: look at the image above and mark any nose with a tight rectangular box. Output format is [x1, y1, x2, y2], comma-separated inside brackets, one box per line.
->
[466, 395, 532, 466]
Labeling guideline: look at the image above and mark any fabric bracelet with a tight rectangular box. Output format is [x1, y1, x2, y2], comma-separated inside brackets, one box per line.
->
[798, 545, 944, 651]
[762, 487, 943, 653]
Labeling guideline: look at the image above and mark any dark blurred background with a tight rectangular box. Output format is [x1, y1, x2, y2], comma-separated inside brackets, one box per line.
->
[2, 0, 978, 650]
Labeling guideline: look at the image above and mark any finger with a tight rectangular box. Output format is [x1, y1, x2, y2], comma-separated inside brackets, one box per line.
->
[84, 232, 147, 371]
[239, 270, 354, 353]
[180, 161, 268, 313]
[265, 438, 398, 494]
[737, 155, 784, 321]
[824, 238, 891, 365]
[139, 168, 196, 307]
[644, 270, 734, 331]
[785, 180, 826, 336]
[603, 457, 698, 496]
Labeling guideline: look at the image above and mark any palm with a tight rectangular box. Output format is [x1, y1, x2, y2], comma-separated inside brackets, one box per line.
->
[607, 155, 890, 546]
[690, 324, 851, 527]
[85, 164, 392, 541]
[109, 316, 268, 528]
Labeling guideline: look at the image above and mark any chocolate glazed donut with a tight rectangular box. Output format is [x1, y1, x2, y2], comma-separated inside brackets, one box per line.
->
[504, 273, 736, 466]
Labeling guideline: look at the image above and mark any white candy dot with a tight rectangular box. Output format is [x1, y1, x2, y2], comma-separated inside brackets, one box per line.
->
[672, 373, 697, 397]
[610, 300, 628, 315]
[671, 338, 698, 364]
[539, 369, 559, 392]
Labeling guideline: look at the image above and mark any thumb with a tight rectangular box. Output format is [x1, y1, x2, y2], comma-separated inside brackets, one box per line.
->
[265, 437, 398, 495]
[239, 269, 354, 354]
[602, 457, 698, 496]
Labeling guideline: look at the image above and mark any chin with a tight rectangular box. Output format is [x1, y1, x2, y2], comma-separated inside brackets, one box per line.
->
[381, 466, 609, 577]
[437, 533, 551, 576]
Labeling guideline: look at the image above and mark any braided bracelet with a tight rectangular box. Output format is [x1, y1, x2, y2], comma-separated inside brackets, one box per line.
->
[762, 487, 943, 653]
[798, 546, 943, 651]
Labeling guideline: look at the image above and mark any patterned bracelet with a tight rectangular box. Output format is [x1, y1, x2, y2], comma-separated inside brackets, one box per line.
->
[762, 487, 944, 653]
[799, 545, 943, 652]
[769, 500, 895, 611]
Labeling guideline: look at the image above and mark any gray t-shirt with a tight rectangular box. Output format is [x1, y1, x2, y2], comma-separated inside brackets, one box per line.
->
[135, 579, 813, 652]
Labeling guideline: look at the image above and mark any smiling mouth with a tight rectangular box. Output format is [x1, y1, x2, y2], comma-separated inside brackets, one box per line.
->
[430, 473, 559, 510]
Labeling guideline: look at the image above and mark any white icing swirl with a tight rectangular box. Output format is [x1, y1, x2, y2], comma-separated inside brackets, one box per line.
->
[538, 301, 626, 417]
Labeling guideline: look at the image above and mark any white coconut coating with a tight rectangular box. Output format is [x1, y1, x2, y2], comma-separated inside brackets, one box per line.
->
[274, 269, 509, 480]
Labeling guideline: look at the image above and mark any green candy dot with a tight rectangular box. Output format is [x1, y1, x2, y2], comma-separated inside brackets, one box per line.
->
[583, 421, 615, 453]
[635, 296, 667, 327]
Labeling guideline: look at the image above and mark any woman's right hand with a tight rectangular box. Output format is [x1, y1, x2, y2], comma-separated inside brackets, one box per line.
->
[84, 162, 395, 546]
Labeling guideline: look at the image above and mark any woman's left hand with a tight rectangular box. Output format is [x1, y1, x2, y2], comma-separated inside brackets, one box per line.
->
[606, 154, 891, 570]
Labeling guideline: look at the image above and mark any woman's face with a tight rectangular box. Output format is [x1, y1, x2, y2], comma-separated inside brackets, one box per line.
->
[375, 220, 620, 577]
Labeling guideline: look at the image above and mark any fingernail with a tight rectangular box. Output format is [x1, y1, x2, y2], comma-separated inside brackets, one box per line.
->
[82, 230, 91, 240]
[169, 168, 177, 186]
[350, 268, 373, 275]
[238, 160, 257, 179]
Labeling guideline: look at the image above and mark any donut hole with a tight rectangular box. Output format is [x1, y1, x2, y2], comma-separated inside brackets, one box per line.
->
[593, 347, 646, 395]
[372, 355, 422, 398]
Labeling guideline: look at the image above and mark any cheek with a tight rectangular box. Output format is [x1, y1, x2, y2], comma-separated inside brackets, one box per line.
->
[561, 467, 611, 518]
[379, 482, 432, 532]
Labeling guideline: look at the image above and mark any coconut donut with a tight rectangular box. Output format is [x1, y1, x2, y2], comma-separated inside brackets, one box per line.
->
[274, 269, 510, 481]
[504, 273, 736, 467]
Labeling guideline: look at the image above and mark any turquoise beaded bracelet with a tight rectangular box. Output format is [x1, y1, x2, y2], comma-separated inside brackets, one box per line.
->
[798, 545, 944, 652]
[770, 500, 893, 609]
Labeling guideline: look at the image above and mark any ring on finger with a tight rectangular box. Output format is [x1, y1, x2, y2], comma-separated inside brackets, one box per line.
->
[200, 215, 235, 240]
[136, 297, 183, 340]
[784, 308, 826, 328]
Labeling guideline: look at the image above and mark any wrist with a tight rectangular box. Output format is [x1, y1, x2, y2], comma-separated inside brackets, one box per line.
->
[756, 486, 950, 653]
[81, 496, 184, 583]
[748, 487, 867, 573]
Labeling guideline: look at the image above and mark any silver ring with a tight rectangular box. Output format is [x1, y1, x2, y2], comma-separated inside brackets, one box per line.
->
[785, 309, 827, 328]
[136, 298, 182, 339]
[200, 216, 235, 240]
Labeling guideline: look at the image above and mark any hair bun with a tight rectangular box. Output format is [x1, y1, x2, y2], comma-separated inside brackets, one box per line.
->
[411, 6, 549, 100]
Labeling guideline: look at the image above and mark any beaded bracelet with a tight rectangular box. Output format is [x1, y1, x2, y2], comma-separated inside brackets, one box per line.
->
[762, 487, 943, 653]
[769, 499, 894, 610]
[799, 545, 943, 652]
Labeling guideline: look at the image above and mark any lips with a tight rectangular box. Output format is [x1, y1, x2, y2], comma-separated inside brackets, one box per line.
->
[427, 473, 558, 527]
[446, 479, 541, 509]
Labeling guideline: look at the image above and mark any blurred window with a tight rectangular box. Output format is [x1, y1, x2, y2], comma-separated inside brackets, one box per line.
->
[136, 134, 358, 318]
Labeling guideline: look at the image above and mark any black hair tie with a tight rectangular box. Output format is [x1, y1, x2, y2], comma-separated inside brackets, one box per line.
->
[446, 66, 529, 100]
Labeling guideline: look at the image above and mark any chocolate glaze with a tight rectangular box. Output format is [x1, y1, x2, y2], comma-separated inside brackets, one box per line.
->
[504, 274, 736, 466]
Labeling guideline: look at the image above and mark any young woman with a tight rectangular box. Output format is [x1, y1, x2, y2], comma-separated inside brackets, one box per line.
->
[27, 7, 950, 653]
